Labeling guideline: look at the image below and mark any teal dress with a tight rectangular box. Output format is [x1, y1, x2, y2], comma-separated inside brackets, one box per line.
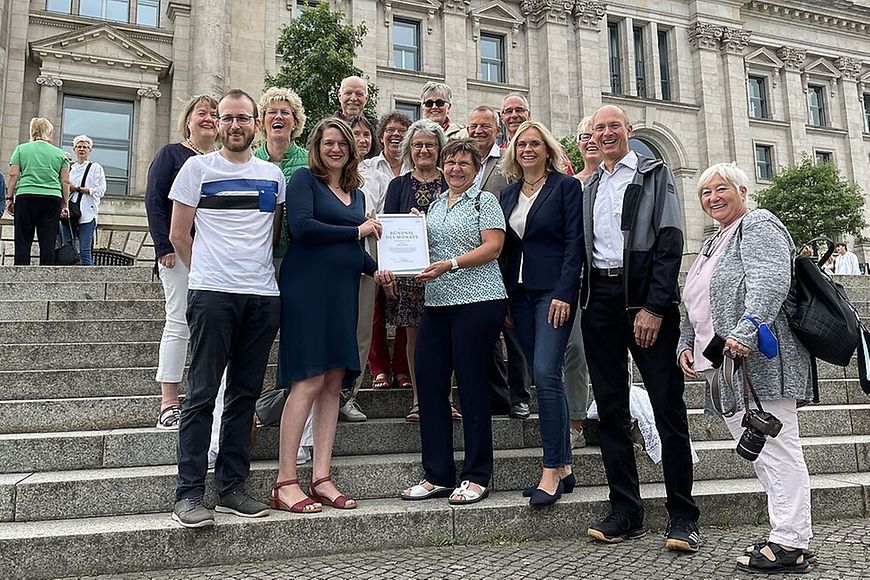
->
[277, 168, 377, 385]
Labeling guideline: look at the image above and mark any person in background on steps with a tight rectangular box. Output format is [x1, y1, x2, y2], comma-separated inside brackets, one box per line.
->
[252, 86, 314, 464]
[499, 121, 582, 507]
[834, 242, 860, 275]
[6, 117, 70, 265]
[366, 112, 412, 396]
[271, 118, 381, 515]
[169, 89, 284, 528]
[564, 116, 600, 449]
[581, 105, 701, 551]
[145, 94, 219, 432]
[65, 135, 106, 266]
[383, 139, 506, 507]
[678, 162, 814, 574]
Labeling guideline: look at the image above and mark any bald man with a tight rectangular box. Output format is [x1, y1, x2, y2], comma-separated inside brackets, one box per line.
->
[334, 76, 379, 135]
[580, 105, 699, 551]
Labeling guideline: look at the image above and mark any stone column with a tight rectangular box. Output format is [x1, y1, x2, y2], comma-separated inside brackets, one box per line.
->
[168, 0, 192, 127]
[776, 46, 808, 163]
[719, 27, 753, 171]
[36, 74, 63, 129]
[521, 0, 574, 136]
[190, 0, 229, 97]
[135, 88, 161, 195]
[688, 23, 726, 168]
[834, 56, 870, 240]
[572, 1, 606, 118]
[441, 1, 470, 117]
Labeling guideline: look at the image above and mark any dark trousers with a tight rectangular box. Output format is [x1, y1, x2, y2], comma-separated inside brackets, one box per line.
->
[13, 195, 61, 265]
[581, 274, 699, 522]
[489, 326, 532, 413]
[176, 290, 280, 500]
[417, 299, 506, 488]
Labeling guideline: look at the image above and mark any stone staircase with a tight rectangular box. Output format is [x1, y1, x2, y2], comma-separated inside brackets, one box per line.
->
[1, 267, 869, 579]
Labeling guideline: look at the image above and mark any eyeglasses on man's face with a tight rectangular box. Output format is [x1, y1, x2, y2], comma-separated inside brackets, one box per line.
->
[219, 114, 255, 126]
[502, 107, 528, 116]
[422, 99, 448, 108]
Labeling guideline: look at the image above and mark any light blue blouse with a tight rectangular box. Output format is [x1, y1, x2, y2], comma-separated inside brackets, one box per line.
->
[424, 183, 507, 307]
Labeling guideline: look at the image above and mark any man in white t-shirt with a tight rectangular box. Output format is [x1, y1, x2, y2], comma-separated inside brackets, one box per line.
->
[834, 242, 861, 275]
[168, 89, 286, 528]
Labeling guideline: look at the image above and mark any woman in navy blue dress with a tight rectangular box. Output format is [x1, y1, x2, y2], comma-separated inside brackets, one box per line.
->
[272, 118, 381, 514]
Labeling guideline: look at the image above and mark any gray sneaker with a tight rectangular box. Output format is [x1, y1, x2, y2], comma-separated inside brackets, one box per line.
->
[338, 398, 367, 422]
[570, 426, 587, 449]
[215, 490, 270, 518]
[172, 497, 214, 528]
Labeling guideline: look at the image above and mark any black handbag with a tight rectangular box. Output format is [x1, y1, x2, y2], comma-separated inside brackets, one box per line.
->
[67, 162, 91, 231]
[55, 219, 81, 266]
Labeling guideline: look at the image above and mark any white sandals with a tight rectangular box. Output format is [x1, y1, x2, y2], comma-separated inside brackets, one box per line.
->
[400, 480, 453, 501]
[448, 480, 489, 505]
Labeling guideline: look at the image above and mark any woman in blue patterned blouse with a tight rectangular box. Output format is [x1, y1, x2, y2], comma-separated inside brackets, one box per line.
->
[377, 138, 507, 506]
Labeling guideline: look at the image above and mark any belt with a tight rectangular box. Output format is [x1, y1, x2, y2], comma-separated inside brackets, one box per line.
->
[592, 267, 624, 278]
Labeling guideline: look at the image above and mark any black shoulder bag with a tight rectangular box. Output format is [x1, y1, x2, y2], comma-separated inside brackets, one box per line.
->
[67, 162, 92, 231]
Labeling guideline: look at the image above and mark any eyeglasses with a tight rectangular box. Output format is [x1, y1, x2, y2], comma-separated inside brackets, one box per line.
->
[593, 122, 626, 133]
[383, 127, 407, 135]
[322, 140, 350, 149]
[422, 99, 448, 108]
[516, 140, 543, 150]
[265, 108, 294, 117]
[411, 142, 438, 151]
[502, 107, 528, 116]
[467, 123, 494, 131]
[578, 133, 593, 142]
[219, 114, 254, 125]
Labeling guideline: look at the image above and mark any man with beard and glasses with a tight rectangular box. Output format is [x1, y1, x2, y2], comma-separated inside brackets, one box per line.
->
[168, 89, 286, 528]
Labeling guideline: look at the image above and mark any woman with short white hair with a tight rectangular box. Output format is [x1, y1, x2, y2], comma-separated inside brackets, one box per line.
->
[420, 82, 464, 139]
[67, 135, 107, 265]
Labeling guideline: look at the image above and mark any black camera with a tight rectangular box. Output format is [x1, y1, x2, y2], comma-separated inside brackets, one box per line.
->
[736, 409, 783, 461]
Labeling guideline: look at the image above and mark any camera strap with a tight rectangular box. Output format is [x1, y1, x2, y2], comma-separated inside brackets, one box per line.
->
[712, 355, 765, 417]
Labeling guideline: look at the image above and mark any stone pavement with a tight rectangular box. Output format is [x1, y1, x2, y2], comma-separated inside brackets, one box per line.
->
[75, 518, 870, 580]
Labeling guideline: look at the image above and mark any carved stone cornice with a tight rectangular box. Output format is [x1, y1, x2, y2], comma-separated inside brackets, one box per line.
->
[521, 0, 574, 27]
[166, 0, 191, 21]
[719, 26, 751, 54]
[440, 0, 470, 15]
[137, 87, 162, 99]
[745, 1, 870, 35]
[776, 46, 806, 71]
[687, 22, 722, 51]
[36, 74, 63, 88]
[834, 56, 862, 80]
[573, 0, 607, 30]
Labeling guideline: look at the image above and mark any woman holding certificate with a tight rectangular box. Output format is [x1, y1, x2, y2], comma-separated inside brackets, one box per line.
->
[272, 118, 381, 514]
[500, 121, 583, 507]
[377, 138, 507, 505]
[382, 119, 456, 422]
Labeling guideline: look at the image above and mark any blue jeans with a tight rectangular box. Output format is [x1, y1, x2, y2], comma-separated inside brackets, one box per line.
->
[510, 286, 574, 468]
[77, 220, 96, 265]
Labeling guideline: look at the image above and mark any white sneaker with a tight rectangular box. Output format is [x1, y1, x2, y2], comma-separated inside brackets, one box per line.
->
[296, 445, 312, 465]
[570, 427, 587, 449]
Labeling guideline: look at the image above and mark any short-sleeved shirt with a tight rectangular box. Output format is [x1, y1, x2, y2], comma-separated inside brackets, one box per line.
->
[168, 151, 286, 296]
[424, 183, 507, 307]
[9, 140, 69, 197]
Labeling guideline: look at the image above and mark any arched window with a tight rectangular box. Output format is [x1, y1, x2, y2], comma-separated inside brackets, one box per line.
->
[628, 137, 663, 160]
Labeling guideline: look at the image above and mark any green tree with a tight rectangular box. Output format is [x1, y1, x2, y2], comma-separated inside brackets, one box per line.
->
[558, 135, 584, 174]
[265, 2, 377, 143]
[754, 156, 866, 246]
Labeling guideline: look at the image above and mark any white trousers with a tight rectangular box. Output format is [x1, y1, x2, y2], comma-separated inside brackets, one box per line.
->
[156, 260, 190, 383]
[720, 396, 813, 548]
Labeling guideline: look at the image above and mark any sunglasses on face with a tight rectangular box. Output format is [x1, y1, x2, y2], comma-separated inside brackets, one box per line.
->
[422, 99, 448, 108]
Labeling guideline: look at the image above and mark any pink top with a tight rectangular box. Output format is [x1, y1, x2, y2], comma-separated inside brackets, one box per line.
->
[682, 218, 742, 371]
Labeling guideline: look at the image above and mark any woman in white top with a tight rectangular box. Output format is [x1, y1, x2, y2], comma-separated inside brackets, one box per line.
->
[67, 135, 106, 265]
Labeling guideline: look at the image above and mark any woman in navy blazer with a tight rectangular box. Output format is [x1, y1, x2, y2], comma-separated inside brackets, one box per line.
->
[499, 121, 583, 507]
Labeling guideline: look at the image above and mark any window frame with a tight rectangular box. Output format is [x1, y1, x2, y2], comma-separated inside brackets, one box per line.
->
[394, 100, 420, 122]
[863, 93, 870, 133]
[747, 75, 769, 120]
[633, 26, 647, 99]
[807, 84, 827, 127]
[135, 0, 160, 27]
[45, 0, 72, 13]
[657, 29, 672, 101]
[392, 18, 421, 72]
[479, 33, 506, 84]
[754, 143, 775, 182]
[814, 150, 834, 165]
[608, 22, 622, 95]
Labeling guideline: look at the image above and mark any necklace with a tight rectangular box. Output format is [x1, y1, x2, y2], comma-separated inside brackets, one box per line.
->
[186, 138, 208, 155]
[523, 174, 546, 188]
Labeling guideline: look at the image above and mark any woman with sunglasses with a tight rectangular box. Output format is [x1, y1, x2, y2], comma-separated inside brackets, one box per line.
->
[420, 82, 464, 139]
[382, 119, 460, 422]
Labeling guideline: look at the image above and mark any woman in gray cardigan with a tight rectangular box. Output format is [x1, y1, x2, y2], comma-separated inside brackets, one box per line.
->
[677, 163, 814, 575]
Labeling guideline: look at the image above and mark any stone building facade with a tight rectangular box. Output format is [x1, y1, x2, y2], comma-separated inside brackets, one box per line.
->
[1, 0, 870, 264]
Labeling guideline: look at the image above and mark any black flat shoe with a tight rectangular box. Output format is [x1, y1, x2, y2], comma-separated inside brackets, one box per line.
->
[529, 479, 564, 507]
[522, 473, 575, 497]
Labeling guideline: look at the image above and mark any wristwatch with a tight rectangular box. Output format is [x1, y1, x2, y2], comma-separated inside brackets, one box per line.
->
[449, 258, 460, 272]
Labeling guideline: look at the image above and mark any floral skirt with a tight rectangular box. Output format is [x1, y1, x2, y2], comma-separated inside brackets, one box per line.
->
[385, 278, 425, 327]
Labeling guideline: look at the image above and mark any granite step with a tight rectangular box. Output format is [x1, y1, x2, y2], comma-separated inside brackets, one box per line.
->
[0, 266, 153, 283]
[5, 434, 870, 523]
[2, 401, 869, 468]
[0, 299, 166, 321]
[0, 282, 164, 301]
[2, 473, 868, 579]
[0, 319, 166, 344]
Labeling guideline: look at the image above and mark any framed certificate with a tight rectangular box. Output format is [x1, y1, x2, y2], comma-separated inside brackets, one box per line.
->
[377, 213, 430, 276]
